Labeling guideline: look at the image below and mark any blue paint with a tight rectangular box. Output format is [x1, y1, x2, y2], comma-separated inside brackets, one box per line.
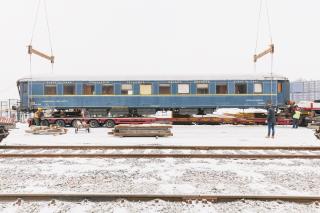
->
[18, 79, 290, 111]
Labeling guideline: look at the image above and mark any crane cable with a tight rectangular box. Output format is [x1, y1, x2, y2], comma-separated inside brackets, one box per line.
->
[254, 0, 273, 70]
[28, 0, 54, 110]
[254, 0, 263, 65]
[29, 0, 54, 73]
[253, 0, 275, 105]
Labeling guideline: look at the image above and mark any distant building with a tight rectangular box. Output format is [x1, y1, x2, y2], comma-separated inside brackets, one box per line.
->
[290, 80, 320, 102]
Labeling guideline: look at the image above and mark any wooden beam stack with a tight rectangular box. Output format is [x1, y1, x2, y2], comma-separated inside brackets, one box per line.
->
[0, 117, 16, 129]
[110, 124, 173, 137]
[25, 125, 68, 135]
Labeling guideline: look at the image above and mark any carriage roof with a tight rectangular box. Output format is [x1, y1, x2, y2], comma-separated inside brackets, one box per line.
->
[17, 73, 288, 82]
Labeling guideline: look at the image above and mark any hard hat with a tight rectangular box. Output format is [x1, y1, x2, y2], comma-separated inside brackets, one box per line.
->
[38, 108, 43, 111]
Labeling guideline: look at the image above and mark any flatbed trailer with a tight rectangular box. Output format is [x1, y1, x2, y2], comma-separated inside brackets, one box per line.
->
[28, 116, 291, 128]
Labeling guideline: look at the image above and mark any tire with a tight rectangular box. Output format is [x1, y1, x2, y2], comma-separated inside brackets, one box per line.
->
[89, 120, 100, 128]
[0, 127, 5, 142]
[72, 119, 81, 128]
[40, 119, 49, 126]
[105, 119, 115, 128]
[55, 120, 65, 127]
[0, 126, 9, 142]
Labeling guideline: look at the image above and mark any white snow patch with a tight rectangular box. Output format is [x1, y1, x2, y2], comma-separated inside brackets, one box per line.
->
[3, 123, 319, 147]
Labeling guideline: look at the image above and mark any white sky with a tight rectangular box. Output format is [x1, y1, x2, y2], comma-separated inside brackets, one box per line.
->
[0, 0, 320, 99]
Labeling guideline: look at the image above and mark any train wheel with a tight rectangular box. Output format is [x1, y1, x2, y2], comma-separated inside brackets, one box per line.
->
[105, 120, 115, 128]
[55, 120, 65, 127]
[89, 120, 99, 128]
[40, 120, 49, 126]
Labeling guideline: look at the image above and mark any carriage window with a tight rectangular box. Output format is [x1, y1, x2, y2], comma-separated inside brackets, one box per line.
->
[159, 84, 171, 95]
[235, 83, 247, 94]
[63, 84, 75, 95]
[178, 84, 189, 94]
[83, 84, 95, 95]
[121, 84, 133, 95]
[140, 84, 152, 95]
[254, 83, 263, 93]
[216, 84, 228, 94]
[44, 85, 56, 95]
[278, 82, 282, 93]
[102, 84, 114, 95]
[197, 84, 209, 94]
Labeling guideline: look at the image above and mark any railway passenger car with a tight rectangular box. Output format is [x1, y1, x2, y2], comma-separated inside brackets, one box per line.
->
[17, 74, 290, 116]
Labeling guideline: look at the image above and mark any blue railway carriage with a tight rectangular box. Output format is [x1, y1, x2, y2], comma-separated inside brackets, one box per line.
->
[17, 74, 290, 115]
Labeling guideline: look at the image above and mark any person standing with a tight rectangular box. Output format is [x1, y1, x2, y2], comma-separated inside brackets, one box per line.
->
[292, 108, 301, 128]
[266, 104, 276, 138]
[33, 108, 44, 126]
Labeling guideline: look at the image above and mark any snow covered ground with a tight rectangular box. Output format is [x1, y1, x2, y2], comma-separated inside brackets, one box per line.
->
[1, 158, 320, 195]
[1, 200, 320, 213]
[0, 123, 320, 212]
[2, 123, 320, 146]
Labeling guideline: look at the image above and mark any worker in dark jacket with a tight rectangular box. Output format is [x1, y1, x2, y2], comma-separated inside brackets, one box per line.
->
[266, 104, 276, 138]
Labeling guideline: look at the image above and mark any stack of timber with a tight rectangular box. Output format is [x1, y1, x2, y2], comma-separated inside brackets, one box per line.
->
[25, 125, 68, 135]
[308, 116, 320, 129]
[110, 124, 173, 137]
[0, 117, 16, 129]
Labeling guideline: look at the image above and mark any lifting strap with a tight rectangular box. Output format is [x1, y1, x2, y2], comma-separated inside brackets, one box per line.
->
[253, 0, 275, 105]
[28, 0, 55, 110]
[253, 0, 273, 64]
[28, 0, 55, 69]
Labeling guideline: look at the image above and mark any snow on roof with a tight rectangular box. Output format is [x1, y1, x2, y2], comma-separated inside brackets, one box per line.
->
[17, 73, 288, 82]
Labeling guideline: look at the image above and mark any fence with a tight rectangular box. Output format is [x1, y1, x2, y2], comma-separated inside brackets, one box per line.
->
[0, 99, 30, 122]
[290, 80, 320, 102]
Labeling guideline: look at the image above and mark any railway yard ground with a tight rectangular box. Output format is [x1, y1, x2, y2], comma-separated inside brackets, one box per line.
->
[0, 123, 320, 212]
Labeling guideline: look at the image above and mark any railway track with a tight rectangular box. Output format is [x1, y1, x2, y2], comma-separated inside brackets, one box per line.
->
[1, 145, 320, 159]
[0, 193, 319, 203]
[1, 145, 320, 150]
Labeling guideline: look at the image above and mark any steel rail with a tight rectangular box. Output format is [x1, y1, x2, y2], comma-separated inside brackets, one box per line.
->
[1, 153, 320, 159]
[1, 145, 320, 151]
[0, 193, 319, 203]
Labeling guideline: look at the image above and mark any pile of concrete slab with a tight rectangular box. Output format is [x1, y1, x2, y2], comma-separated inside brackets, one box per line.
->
[25, 125, 68, 135]
[110, 124, 173, 137]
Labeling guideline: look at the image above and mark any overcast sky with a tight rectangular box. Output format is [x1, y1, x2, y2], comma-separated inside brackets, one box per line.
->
[0, 0, 319, 99]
